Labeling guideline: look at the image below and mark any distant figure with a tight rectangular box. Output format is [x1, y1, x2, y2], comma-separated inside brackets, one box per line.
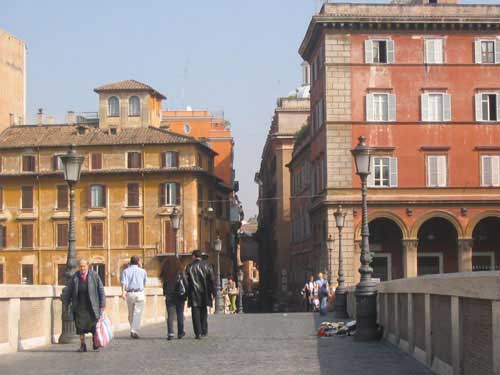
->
[315, 272, 329, 316]
[225, 275, 239, 313]
[160, 257, 188, 340]
[301, 275, 315, 312]
[121, 255, 147, 339]
[186, 250, 215, 339]
[62, 258, 105, 352]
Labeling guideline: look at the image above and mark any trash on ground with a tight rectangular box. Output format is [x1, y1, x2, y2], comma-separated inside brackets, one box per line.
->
[317, 320, 356, 337]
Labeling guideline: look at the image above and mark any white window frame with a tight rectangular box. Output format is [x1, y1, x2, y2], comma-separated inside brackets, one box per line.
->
[481, 155, 500, 187]
[417, 253, 444, 274]
[365, 39, 395, 64]
[126, 151, 142, 169]
[421, 92, 451, 122]
[163, 182, 178, 206]
[371, 253, 392, 281]
[90, 185, 106, 208]
[164, 151, 178, 168]
[475, 39, 500, 64]
[54, 154, 64, 170]
[475, 92, 500, 122]
[128, 96, 141, 116]
[366, 93, 396, 122]
[426, 155, 447, 187]
[368, 156, 398, 188]
[107, 96, 120, 117]
[472, 252, 495, 271]
[424, 38, 444, 64]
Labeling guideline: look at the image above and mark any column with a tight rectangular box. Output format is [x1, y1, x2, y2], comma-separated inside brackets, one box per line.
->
[402, 239, 418, 278]
[458, 239, 473, 273]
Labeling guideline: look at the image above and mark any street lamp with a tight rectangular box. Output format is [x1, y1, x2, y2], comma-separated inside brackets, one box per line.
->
[59, 144, 84, 344]
[170, 207, 181, 257]
[237, 267, 244, 313]
[326, 235, 335, 290]
[334, 205, 348, 319]
[213, 236, 224, 314]
[351, 136, 378, 341]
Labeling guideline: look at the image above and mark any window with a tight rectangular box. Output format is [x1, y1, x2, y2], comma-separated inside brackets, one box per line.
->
[427, 155, 447, 187]
[127, 183, 140, 207]
[159, 182, 181, 206]
[21, 264, 33, 284]
[417, 254, 443, 275]
[90, 263, 105, 285]
[108, 96, 120, 117]
[365, 39, 395, 64]
[90, 185, 106, 208]
[127, 152, 142, 168]
[57, 223, 68, 248]
[368, 157, 398, 187]
[162, 151, 179, 168]
[57, 185, 68, 209]
[481, 155, 500, 186]
[198, 185, 204, 206]
[0, 224, 6, 248]
[164, 221, 174, 252]
[0, 186, 3, 210]
[421, 93, 451, 122]
[129, 96, 140, 116]
[127, 222, 140, 247]
[57, 264, 66, 285]
[312, 99, 324, 131]
[424, 39, 444, 64]
[475, 40, 499, 64]
[0, 264, 3, 283]
[183, 123, 191, 134]
[197, 153, 203, 168]
[366, 93, 396, 122]
[475, 93, 499, 122]
[53, 154, 64, 171]
[22, 154, 36, 172]
[90, 222, 104, 247]
[21, 224, 33, 248]
[90, 153, 102, 170]
[21, 186, 34, 210]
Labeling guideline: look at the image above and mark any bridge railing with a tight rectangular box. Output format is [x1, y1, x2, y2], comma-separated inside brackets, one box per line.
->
[0, 285, 165, 354]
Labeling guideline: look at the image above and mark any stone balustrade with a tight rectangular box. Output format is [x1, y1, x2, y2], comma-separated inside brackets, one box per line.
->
[0, 285, 166, 354]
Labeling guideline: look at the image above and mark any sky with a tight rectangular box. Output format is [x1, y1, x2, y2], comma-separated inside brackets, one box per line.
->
[1, 0, 498, 217]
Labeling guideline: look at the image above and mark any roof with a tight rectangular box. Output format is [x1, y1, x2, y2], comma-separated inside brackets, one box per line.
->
[94, 80, 166, 99]
[0, 125, 216, 154]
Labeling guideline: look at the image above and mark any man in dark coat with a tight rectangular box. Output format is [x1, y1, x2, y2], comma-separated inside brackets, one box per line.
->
[186, 250, 215, 339]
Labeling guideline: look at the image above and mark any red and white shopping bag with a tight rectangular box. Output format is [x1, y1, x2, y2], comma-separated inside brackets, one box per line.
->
[94, 313, 113, 347]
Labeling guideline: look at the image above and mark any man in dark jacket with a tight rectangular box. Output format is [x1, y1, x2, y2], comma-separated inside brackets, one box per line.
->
[186, 250, 215, 339]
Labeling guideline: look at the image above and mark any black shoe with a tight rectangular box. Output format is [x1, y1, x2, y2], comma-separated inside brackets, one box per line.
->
[195, 335, 202, 340]
[178, 332, 185, 339]
[167, 336, 173, 341]
[92, 342, 100, 351]
[131, 332, 140, 339]
[77, 343, 87, 352]
[200, 333, 207, 337]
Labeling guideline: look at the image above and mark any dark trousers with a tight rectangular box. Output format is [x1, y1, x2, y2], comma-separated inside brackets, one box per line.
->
[166, 297, 185, 337]
[191, 306, 208, 337]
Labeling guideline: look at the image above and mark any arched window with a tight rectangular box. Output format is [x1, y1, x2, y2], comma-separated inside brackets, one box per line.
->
[129, 96, 140, 116]
[108, 96, 120, 117]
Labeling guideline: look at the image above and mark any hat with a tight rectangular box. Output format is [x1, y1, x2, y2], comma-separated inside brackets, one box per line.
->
[192, 250, 203, 258]
[201, 252, 208, 259]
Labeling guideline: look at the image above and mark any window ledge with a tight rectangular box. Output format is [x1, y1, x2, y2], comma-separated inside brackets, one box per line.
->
[0, 214, 7, 221]
[16, 213, 37, 221]
[122, 211, 143, 218]
[158, 207, 178, 216]
[52, 211, 70, 219]
[85, 211, 107, 219]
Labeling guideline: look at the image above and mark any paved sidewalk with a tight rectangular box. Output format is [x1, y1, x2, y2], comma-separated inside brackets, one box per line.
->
[1, 313, 432, 375]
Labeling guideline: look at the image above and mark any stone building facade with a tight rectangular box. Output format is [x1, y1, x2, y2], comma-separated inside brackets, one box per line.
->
[295, 1, 500, 290]
[0, 81, 233, 285]
[0, 29, 26, 130]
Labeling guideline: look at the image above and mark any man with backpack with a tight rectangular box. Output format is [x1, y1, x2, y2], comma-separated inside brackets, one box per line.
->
[315, 272, 330, 316]
[186, 250, 216, 339]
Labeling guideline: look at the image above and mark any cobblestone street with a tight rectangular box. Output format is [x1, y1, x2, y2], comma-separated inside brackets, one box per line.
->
[2, 313, 432, 375]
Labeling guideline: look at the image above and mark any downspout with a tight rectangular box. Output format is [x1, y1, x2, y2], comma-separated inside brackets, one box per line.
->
[106, 186, 111, 286]
[37, 147, 41, 284]
[142, 145, 146, 264]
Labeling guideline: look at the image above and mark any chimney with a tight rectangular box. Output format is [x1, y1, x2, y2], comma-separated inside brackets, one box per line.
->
[67, 111, 75, 125]
[37, 108, 43, 126]
[9, 113, 15, 126]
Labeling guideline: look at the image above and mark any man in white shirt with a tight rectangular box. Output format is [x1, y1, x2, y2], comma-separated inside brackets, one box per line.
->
[121, 255, 147, 339]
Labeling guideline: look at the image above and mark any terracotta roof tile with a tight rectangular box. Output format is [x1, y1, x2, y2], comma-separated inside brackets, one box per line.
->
[94, 80, 166, 99]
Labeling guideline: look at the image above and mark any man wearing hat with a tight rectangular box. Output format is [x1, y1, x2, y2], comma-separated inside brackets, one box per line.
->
[186, 250, 215, 339]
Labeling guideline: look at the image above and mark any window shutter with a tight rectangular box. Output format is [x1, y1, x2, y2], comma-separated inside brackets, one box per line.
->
[22, 186, 33, 209]
[160, 152, 166, 168]
[53, 155, 58, 171]
[175, 152, 179, 167]
[128, 222, 140, 247]
[22, 224, 33, 248]
[127, 153, 132, 168]
[91, 223, 103, 247]
[421, 93, 429, 121]
[475, 40, 482, 63]
[437, 156, 447, 187]
[164, 221, 172, 252]
[57, 185, 68, 209]
[435, 39, 443, 64]
[175, 183, 181, 205]
[387, 40, 395, 63]
[428, 156, 436, 186]
[0, 225, 6, 248]
[425, 39, 434, 64]
[128, 183, 139, 207]
[482, 156, 492, 186]
[367, 159, 375, 187]
[496, 40, 500, 63]
[102, 186, 107, 207]
[364, 40, 373, 63]
[159, 183, 165, 206]
[443, 94, 452, 122]
[492, 156, 500, 186]
[496, 94, 500, 121]
[475, 93, 483, 121]
[366, 94, 374, 121]
[0, 187, 3, 209]
[388, 94, 396, 122]
[389, 157, 398, 187]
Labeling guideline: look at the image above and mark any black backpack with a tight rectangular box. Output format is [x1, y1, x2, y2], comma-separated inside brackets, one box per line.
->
[174, 273, 187, 299]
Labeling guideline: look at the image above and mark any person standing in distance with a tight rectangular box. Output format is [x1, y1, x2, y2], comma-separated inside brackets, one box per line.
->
[121, 255, 147, 339]
[186, 249, 215, 339]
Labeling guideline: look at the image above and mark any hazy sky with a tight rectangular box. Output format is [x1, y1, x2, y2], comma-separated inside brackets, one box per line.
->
[2, 0, 497, 217]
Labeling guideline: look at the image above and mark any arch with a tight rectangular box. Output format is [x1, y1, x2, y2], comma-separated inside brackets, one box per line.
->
[410, 210, 464, 239]
[354, 211, 409, 241]
[128, 96, 141, 116]
[465, 210, 500, 238]
[108, 96, 120, 117]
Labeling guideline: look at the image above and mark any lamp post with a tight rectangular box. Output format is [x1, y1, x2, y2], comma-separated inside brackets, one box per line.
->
[326, 235, 335, 291]
[213, 236, 224, 314]
[170, 207, 181, 257]
[237, 267, 244, 313]
[334, 205, 348, 319]
[59, 145, 84, 344]
[351, 136, 378, 341]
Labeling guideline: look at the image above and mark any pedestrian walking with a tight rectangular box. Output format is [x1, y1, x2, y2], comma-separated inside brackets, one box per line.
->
[121, 255, 147, 339]
[225, 275, 239, 313]
[62, 258, 106, 352]
[186, 249, 216, 339]
[301, 275, 315, 312]
[160, 257, 188, 341]
[315, 272, 329, 316]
